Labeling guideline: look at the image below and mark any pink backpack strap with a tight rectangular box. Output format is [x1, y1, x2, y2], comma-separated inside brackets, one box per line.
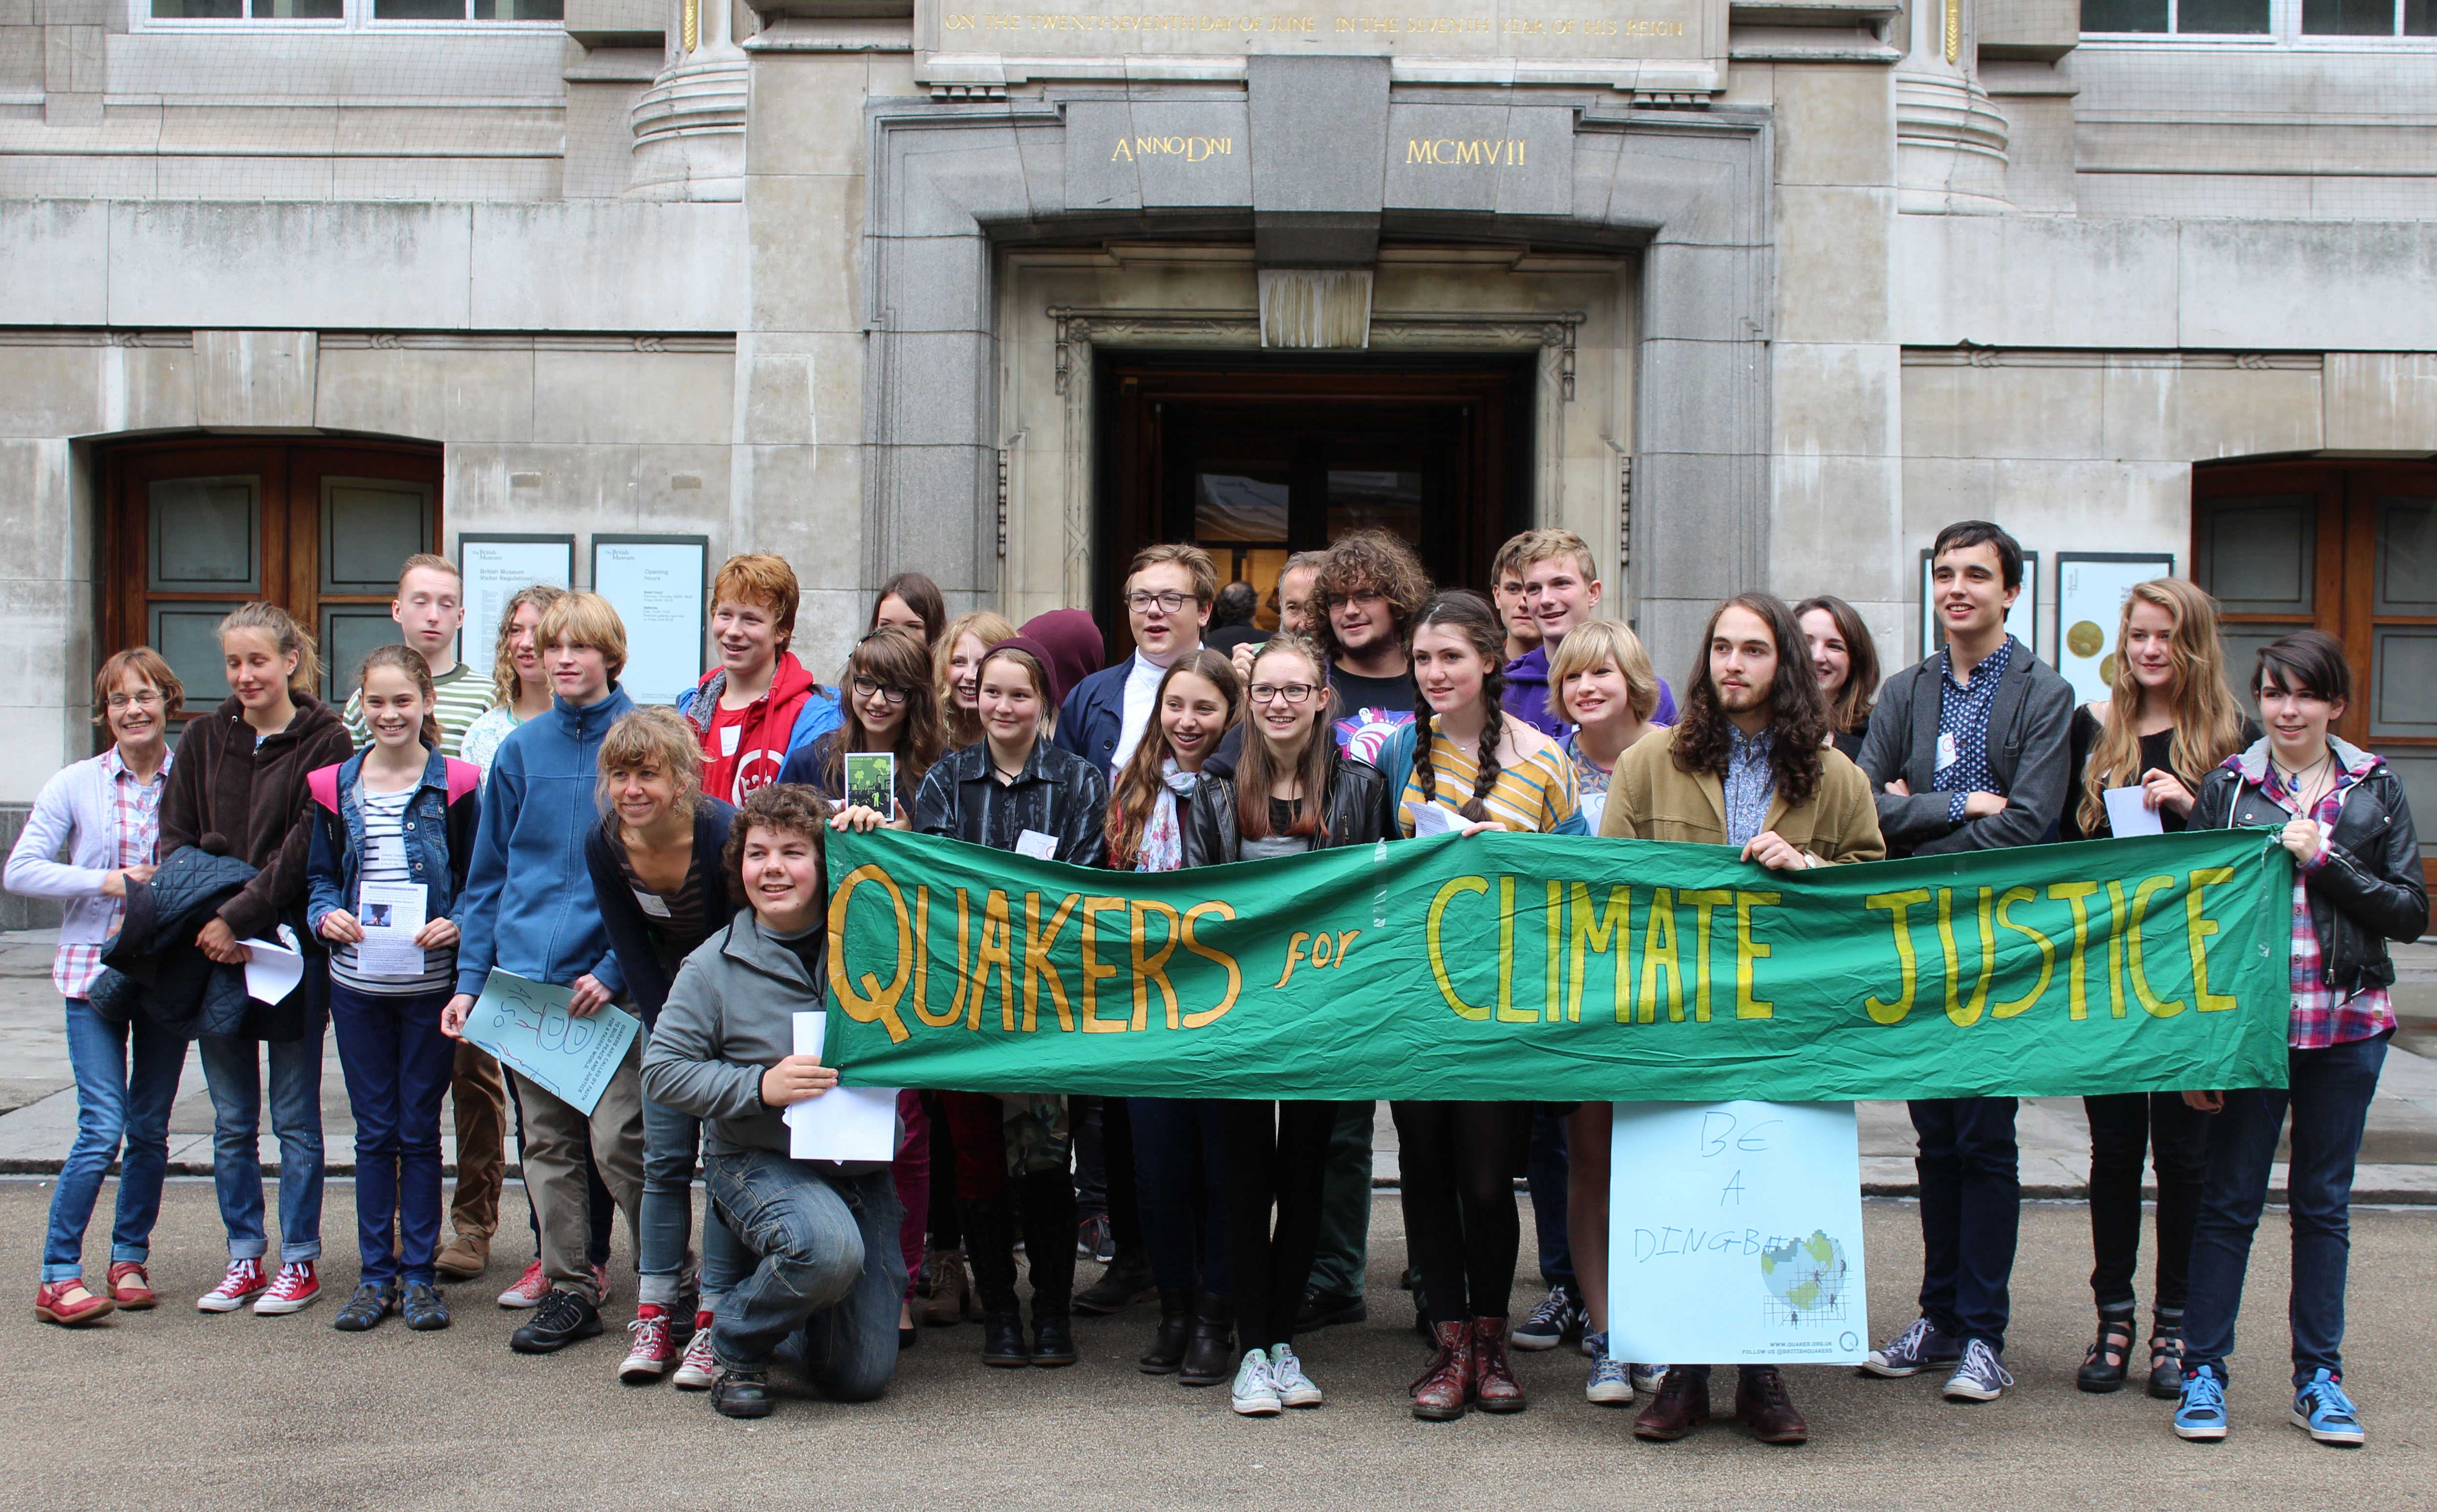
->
[307, 764, 343, 814]
[443, 758, 481, 806]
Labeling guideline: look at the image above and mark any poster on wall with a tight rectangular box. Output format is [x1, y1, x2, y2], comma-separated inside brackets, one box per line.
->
[592, 535, 709, 706]
[2054, 553, 2178, 706]
[1605, 1101, 1869, 1367]
[1920, 549, 2038, 662]
[457, 534, 575, 681]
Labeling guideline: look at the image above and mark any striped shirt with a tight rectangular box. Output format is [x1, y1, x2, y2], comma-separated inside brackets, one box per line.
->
[612, 835, 714, 985]
[343, 661, 495, 759]
[52, 749, 167, 999]
[2260, 753, 2396, 1051]
[1399, 727, 1582, 837]
[328, 782, 456, 995]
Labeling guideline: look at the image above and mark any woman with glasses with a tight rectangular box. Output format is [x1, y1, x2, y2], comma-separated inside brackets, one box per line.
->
[6, 650, 184, 1325]
[1177, 633, 1395, 1416]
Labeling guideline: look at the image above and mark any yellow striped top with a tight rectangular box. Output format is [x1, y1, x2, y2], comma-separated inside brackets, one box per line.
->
[1398, 726, 1584, 836]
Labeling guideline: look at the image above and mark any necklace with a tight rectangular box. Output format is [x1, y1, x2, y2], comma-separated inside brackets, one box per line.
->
[991, 760, 1026, 784]
[2274, 750, 2334, 807]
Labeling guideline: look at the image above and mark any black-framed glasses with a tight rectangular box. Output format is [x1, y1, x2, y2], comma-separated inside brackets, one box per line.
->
[852, 676, 912, 707]
[1125, 590, 1190, 614]
[1248, 682, 1319, 705]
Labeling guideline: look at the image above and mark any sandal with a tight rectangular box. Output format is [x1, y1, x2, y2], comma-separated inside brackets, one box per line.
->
[34, 1277, 117, 1327]
[2147, 1320, 2185, 1401]
[2076, 1312, 2135, 1393]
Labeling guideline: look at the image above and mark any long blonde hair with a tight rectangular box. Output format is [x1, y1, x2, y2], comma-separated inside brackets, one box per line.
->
[933, 609, 1018, 748]
[2077, 578, 2247, 836]
[488, 584, 566, 710]
[217, 602, 321, 698]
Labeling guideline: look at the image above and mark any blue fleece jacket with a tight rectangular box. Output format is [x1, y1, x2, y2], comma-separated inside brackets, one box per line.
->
[453, 685, 636, 998]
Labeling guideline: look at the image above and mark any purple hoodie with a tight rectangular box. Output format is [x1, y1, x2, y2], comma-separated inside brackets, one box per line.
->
[1502, 644, 1676, 739]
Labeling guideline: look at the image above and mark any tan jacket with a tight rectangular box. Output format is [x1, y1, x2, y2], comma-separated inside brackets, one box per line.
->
[1597, 725, 1886, 864]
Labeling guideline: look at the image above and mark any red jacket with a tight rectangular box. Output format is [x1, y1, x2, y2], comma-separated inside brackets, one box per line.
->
[679, 652, 839, 804]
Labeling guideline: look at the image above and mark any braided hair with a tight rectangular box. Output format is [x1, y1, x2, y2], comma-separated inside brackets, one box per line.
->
[1410, 590, 1509, 824]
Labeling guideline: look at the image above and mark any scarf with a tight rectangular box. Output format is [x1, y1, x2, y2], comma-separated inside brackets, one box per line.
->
[1135, 759, 1198, 874]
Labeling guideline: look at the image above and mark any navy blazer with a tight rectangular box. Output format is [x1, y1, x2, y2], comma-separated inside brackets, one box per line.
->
[1052, 659, 1132, 777]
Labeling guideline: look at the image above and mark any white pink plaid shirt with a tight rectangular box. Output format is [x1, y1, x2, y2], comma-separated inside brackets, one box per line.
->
[2257, 752, 2396, 1051]
[51, 749, 167, 999]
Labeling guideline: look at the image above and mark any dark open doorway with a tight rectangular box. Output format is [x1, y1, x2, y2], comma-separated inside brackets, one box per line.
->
[1094, 353, 1531, 657]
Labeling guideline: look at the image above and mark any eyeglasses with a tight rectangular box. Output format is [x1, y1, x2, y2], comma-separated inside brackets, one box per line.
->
[1125, 590, 1190, 614]
[106, 691, 165, 710]
[852, 676, 912, 707]
[1248, 683, 1319, 705]
[1327, 590, 1385, 611]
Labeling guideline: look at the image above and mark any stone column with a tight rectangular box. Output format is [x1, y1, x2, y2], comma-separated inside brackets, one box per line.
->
[626, 0, 749, 200]
[1895, 0, 2010, 213]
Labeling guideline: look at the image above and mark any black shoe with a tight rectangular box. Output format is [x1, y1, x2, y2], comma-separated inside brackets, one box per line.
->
[400, 1280, 451, 1332]
[1294, 1285, 1368, 1332]
[1032, 1313, 1078, 1367]
[712, 1367, 774, 1419]
[1178, 1296, 1234, 1387]
[1400, 1264, 1419, 1291]
[981, 1308, 1032, 1367]
[1074, 1251, 1154, 1316]
[671, 1295, 699, 1347]
[900, 1324, 918, 1352]
[1140, 1289, 1193, 1374]
[1077, 1212, 1113, 1262]
[2077, 1311, 2135, 1394]
[332, 1282, 396, 1333]
[2147, 1314, 2186, 1401]
[510, 1288, 603, 1354]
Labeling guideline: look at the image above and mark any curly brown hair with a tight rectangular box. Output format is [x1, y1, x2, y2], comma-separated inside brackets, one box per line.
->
[1314, 530, 1433, 666]
[1670, 594, 1830, 811]
[723, 783, 832, 909]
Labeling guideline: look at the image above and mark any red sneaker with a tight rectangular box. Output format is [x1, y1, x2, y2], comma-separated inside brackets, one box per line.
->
[253, 1261, 321, 1315]
[620, 1305, 677, 1382]
[498, 1260, 550, 1309]
[34, 1277, 116, 1326]
[197, 1258, 268, 1313]
[672, 1315, 718, 1390]
[106, 1261, 157, 1311]
[591, 1262, 613, 1307]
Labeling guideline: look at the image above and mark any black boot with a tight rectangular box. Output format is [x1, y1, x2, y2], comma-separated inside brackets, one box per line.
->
[2147, 1309, 2186, 1401]
[958, 1193, 1027, 1367]
[980, 1309, 1031, 1367]
[1139, 1288, 1193, 1375]
[1015, 1170, 1079, 1366]
[2077, 1306, 2135, 1393]
[1178, 1294, 1235, 1387]
[1075, 1245, 1155, 1316]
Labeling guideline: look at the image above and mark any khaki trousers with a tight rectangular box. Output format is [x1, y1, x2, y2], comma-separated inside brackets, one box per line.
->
[447, 1042, 509, 1241]
[510, 1037, 644, 1301]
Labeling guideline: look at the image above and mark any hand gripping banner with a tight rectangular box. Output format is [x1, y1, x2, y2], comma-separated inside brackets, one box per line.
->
[822, 826, 2294, 1102]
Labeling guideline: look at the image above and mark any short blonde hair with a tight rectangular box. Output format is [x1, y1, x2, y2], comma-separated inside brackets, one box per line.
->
[1513, 528, 1599, 584]
[397, 553, 461, 592]
[1547, 619, 1659, 726]
[597, 706, 703, 817]
[536, 591, 628, 681]
[1126, 542, 1219, 607]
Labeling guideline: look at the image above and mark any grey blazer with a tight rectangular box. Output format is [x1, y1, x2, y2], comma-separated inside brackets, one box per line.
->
[1856, 635, 2074, 856]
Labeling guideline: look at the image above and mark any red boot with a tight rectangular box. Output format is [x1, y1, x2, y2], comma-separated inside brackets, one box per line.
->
[1410, 1319, 1474, 1421]
[1472, 1317, 1528, 1413]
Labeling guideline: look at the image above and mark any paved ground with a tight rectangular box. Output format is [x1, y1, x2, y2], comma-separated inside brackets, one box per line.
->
[0, 1181, 2429, 1512]
[5, 932, 2434, 1201]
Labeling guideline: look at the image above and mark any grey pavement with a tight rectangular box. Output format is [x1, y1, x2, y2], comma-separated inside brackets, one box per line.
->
[0, 1181, 2430, 1511]
[4, 931, 2434, 1202]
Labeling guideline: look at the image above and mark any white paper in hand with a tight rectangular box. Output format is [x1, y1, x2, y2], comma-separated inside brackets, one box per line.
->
[2102, 785, 2165, 838]
[240, 925, 304, 1005]
[784, 1011, 901, 1163]
[1407, 803, 1460, 837]
[353, 880, 429, 979]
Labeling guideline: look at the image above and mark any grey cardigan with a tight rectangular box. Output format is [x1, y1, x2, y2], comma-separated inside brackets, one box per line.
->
[1856, 635, 2074, 856]
[639, 912, 889, 1174]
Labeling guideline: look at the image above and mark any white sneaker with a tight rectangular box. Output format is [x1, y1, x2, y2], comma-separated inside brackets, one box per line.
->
[1230, 1348, 1283, 1416]
[1268, 1343, 1324, 1408]
[672, 1317, 719, 1390]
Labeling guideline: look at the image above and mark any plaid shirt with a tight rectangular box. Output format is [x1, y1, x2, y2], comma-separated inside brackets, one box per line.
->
[1936, 639, 2013, 828]
[1723, 726, 1775, 849]
[52, 749, 168, 999]
[2260, 754, 2395, 1051]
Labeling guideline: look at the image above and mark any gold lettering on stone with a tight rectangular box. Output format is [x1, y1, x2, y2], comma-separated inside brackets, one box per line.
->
[1403, 137, 1528, 166]
[1109, 134, 1235, 162]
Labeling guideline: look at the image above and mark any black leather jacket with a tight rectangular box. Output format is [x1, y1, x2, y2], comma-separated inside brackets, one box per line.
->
[914, 738, 1110, 867]
[1180, 748, 1395, 866]
[2190, 742, 2427, 1000]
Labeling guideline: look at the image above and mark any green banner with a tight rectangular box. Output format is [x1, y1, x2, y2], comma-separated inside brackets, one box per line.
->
[822, 825, 2294, 1102]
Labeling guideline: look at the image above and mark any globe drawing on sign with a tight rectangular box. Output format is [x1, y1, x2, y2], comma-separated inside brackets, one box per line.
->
[1760, 1230, 1851, 1325]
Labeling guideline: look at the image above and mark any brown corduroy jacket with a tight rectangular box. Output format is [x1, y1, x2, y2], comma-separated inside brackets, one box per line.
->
[1597, 723, 1886, 864]
[159, 691, 355, 942]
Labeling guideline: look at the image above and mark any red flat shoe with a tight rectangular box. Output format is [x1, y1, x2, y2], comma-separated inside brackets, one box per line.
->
[107, 1261, 158, 1311]
[35, 1278, 117, 1327]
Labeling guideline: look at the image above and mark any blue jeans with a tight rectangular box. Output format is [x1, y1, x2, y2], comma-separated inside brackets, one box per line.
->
[639, 1060, 747, 1311]
[197, 981, 327, 1264]
[328, 982, 454, 1286]
[1529, 1108, 1574, 1292]
[705, 1148, 904, 1398]
[43, 999, 186, 1282]
[1910, 1096, 2020, 1352]
[1129, 1097, 1228, 1297]
[2183, 1031, 2389, 1388]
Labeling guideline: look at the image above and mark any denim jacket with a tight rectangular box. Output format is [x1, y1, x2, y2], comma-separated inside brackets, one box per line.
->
[304, 746, 483, 937]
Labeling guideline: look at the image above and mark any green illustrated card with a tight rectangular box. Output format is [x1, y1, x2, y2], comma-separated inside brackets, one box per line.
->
[844, 752, 897, 820]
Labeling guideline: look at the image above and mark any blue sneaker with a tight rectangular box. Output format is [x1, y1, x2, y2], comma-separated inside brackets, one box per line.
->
[2291, 1369, 2364, 1447]
[1630, 1361, 1666, 1395]
[1512, 1284, 1583, 1351]
[1862, 1317, 1962, 1379]
[1941, 1339, 2014, 1402]
[1583, 1335, 1632, 1405]
[2174, 1368, 2229, 1441]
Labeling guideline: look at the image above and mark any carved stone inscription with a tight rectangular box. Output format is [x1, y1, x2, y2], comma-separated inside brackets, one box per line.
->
[925, 0, 1714, 63]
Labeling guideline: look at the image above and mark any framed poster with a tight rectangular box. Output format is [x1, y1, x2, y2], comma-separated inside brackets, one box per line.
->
[457, 534, 575, 681]
[592, 534, 709, 706]
[1920, 549, 2038, 662]
[2054, 552, 2177, 706]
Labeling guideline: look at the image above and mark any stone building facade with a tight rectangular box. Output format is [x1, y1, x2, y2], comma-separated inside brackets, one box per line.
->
[2, 0, 2433, 918]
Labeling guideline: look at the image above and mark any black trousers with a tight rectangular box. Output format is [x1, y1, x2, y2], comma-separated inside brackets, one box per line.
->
[1391, 1101, 1533, 1325]
[1222, 1100, 1337, 1349]
[2084, 1091, 2208, 1314]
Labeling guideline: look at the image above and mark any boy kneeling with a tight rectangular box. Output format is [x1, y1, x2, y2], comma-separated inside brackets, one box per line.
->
[641, 785, 904, 1418]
